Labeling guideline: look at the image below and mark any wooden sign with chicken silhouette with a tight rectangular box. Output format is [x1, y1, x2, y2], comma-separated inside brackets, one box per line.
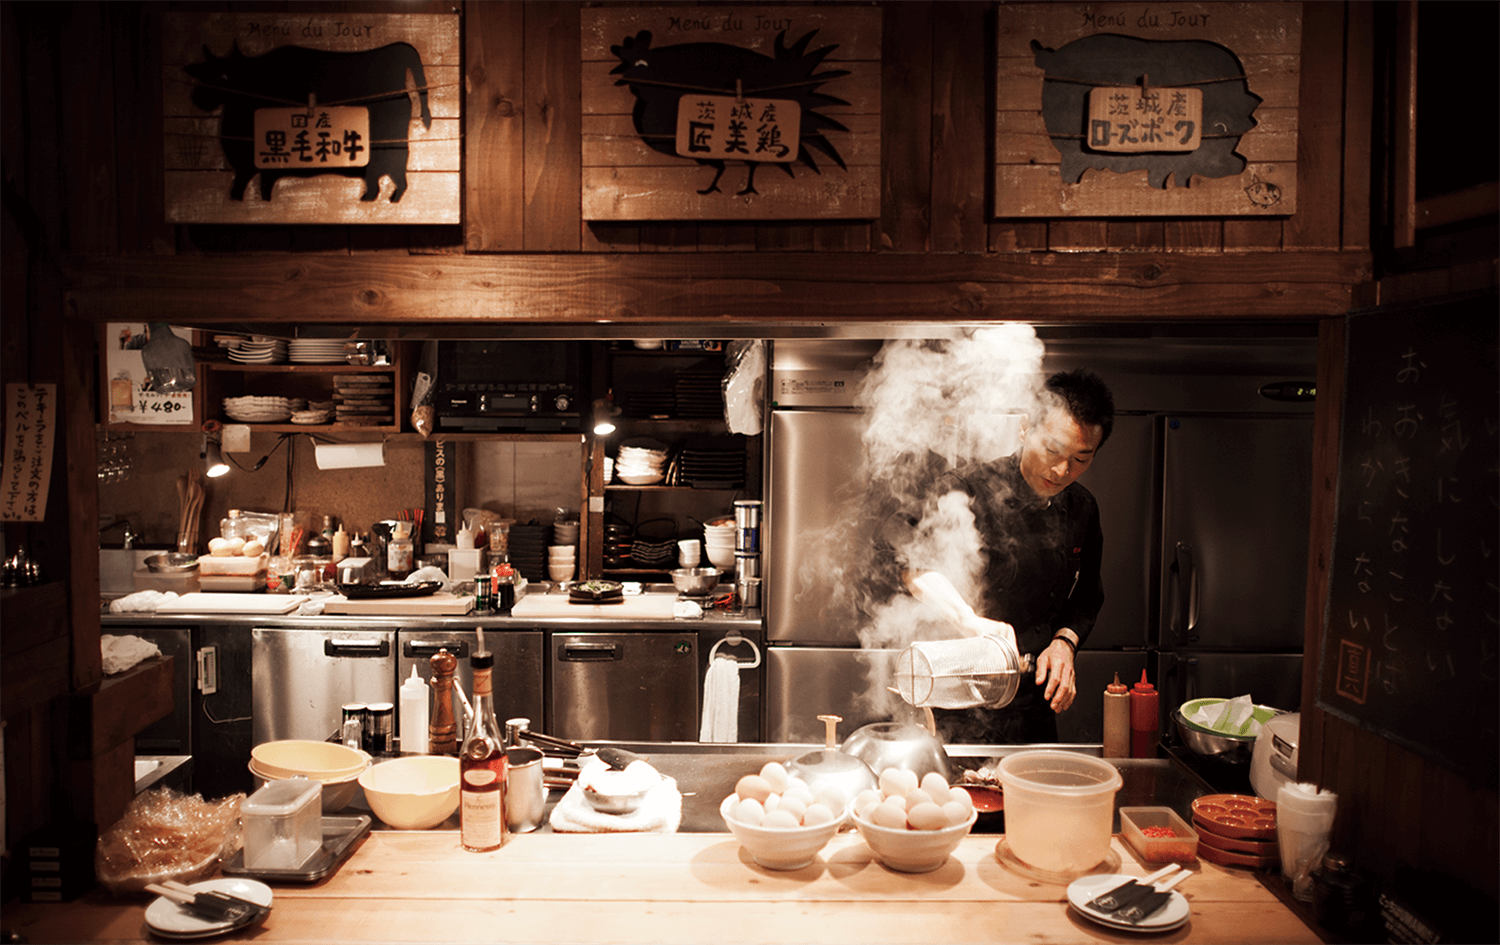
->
[582, 6, 881, 221]
[162, 13, 460, 224]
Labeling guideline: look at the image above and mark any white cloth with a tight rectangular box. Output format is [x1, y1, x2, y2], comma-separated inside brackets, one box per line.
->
[107, 590, 179, 613]
[699, 656, 740, 743]
[1189, 694, 1261, 737]
[100, 634, 161, 675]
[548, 775, 681, 834]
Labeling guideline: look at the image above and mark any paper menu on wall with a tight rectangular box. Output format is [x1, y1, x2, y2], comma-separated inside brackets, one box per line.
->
[105, 322, 195, 425]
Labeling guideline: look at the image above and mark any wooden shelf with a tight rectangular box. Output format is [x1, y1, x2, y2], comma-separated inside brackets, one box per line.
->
[605, 484, 744, 492]
[203, 362, 394, 374]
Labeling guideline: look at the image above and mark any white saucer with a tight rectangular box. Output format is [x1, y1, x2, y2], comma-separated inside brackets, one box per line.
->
[144, 877, 273, 938]
[1066, 873, 1190, 933]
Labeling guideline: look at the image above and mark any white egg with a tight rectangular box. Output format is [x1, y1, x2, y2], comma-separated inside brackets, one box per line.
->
[241, 540, 265, 558]
[735, 774, 773, 803]
[871, 799, 910, 830]
[208, 537, 228, 552]
[781, 784, 815, 808]
[763, 792, 781, 813]
[801, 803, 835, 827]
[814, 784, 847, 814]
[777, 795, 807, 823]
[226, 537, 246, 554]
[879, 767, 918, 799]
[920, 772, 951, 798]
[947, 786, 975, 810]
[907, 802, 949, 831]
[761, 809, 801, 830]
[904, 788, 937, 811]
[759, 761, 790, 793]
[735, 797, 765, 826]
[853, 789, 882, 818]
[941, 800, 973, 828]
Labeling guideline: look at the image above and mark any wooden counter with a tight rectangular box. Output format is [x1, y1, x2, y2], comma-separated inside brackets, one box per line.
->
[8, 832, 1319, 944]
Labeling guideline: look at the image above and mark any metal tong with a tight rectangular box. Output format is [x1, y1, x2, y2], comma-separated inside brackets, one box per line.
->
[1085, 864, 1192, 923]
[146, 880, 270, 926]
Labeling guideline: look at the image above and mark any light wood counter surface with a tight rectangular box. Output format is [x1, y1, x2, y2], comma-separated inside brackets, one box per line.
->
[8, 831, 1320, 944]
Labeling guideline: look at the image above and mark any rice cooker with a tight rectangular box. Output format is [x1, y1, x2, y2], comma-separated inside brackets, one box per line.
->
[1250, 711, 1301, 799]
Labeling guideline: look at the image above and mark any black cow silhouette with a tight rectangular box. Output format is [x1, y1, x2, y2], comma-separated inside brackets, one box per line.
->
[1032, 34, 1260, 189]
[611, 30, 850, 196]
[185, 42, 431, 202]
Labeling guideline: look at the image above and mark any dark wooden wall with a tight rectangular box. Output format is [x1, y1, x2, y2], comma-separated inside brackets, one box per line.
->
[3, 0, 1495, 918]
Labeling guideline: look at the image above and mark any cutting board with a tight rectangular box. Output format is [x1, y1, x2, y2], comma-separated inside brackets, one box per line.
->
[156, 592, 309, 614]
[508, 592, 681, 620]
[323, 592, 475, 616]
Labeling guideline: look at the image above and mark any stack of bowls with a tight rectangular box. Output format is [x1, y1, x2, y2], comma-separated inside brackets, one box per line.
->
[248, 740, 370, 813]
[548, 544, 576, 583]
[704, 519, 736, 569]
[551, 520, 580, 547]
[615, 443, 668, 484]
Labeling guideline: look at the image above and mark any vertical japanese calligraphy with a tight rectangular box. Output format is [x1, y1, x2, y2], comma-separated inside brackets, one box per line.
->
[1319, 292, 1500, 786]
[2, 384, 57, 523]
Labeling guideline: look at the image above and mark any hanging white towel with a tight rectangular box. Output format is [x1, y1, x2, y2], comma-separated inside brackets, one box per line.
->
[699, 655, 740, 743]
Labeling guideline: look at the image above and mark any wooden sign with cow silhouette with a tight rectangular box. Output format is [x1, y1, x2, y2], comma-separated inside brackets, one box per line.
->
[995, 2, 1301, 217]
[581, 6, 881, 221]
[163, 13, 459, 224]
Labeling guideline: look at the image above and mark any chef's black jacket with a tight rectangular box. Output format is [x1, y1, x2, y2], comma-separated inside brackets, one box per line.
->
[923, 454, 1105, 744]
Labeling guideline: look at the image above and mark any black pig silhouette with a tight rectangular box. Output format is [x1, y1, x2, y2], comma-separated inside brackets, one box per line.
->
[184, 42, 431, 202]
[1032, 34, 1260, 189]
[611, 30, 850, 196]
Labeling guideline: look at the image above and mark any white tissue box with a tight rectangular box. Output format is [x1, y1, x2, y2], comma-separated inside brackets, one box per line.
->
[448, 548, 485, 582]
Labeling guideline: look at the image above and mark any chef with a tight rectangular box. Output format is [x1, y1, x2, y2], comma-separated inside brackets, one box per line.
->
[898, 369, 1115, 744]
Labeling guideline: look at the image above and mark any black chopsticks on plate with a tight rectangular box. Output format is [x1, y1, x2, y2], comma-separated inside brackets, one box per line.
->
[145, 880, 270, 926]
[1084, 864, 1193, 923]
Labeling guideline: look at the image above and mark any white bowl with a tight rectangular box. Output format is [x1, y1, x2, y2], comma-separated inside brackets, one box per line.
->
[250, 740, 370, 780]
[548, 563, 575, 581]
[706, 546, 736, 568]
[851, 806, 977, 873]
[358, 755, 460, 830]
[719, 795, 844, 871]
[618, 473, 664, 485]
[248, 761, 363, 813]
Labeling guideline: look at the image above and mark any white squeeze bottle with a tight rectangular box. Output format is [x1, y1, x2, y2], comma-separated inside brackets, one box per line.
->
[399, 666, 430, 755]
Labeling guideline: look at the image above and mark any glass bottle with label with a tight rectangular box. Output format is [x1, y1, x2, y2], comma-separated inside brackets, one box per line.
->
[459, 650, 508, 852]
[387, 522, 414, 581]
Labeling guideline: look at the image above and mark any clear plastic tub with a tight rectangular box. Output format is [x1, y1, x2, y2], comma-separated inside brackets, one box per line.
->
[242, 778, 322, 870]
[1119, 806, 1200, 863]
[997, 750, 1123, 876]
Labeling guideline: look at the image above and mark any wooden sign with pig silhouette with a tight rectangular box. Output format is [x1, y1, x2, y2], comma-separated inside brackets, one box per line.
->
[163, 13, 460, 224]
[995, 2, 1301, 217]
[581, 6, 881, 221]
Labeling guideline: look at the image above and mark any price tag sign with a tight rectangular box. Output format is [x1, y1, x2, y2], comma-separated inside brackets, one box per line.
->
[1086, 86, 1202, 152]
[253, 106, 371, 169]
[674, 95, 801, 163]
[135, 390, 194, 420]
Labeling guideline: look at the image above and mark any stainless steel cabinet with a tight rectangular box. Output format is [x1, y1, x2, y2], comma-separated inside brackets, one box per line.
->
[398, 629, 544, 739]
[549, 631, 700, 741]
[252, 627, 397, 744]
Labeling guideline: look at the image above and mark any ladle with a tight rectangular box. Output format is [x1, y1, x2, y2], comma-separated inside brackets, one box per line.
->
[786, 714, 878, 809]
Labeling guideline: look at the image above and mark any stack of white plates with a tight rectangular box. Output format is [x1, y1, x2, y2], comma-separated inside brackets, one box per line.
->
[602, 456, 615, 483]
[228, 339, 288, 364]
[290, 408, 333, 425]
[288, 339, 348, 364]
[615, 443, 668, 485]
[224, 396, 301, 422]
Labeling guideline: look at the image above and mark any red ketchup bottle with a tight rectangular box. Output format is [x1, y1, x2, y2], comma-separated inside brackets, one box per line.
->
[1129, 669, 1160, 758]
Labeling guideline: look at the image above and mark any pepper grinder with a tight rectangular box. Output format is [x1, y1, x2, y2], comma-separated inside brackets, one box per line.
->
[428, 647, 459, 755]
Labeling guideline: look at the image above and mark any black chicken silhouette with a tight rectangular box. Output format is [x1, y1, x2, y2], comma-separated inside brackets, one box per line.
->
[610, 30, 851, 196]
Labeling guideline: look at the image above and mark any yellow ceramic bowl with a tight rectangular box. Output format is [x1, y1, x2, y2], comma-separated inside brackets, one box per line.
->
[358, 756, 460, 830]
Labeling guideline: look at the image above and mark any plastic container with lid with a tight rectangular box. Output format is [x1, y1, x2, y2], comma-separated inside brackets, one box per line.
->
[996, 749, 1123, 877]
[242, 778, 322, 870]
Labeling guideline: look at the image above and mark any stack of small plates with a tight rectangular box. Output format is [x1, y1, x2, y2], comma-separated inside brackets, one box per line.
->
[508, 524, 547, 582]
[290, 398, 336, 425]
[228, 339, 288, 364]
[224, 396, 298, 422]
[144, 878, 274, 940]
[333, 374, 394, 426]
[674, 367, 725, 418]
[288, 339, 348, 364]
[615, 441, 668, 485]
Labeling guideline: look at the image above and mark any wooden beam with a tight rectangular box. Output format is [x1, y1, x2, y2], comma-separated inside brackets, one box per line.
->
[62, 251, 1372, 326]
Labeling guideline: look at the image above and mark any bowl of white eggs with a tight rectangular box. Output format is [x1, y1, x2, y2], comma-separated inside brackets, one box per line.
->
[719, 761, 849, 871]
[850, 767, 978, 873]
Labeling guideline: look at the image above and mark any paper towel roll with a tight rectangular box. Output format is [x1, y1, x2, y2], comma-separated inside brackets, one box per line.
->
[314, 442, 385, 469]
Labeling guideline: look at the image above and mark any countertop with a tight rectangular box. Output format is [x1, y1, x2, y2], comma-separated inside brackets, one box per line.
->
[6, 832, 1319, 944]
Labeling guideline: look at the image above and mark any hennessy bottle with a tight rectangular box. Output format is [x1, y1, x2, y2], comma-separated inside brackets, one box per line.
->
[459, 649, 508, 852]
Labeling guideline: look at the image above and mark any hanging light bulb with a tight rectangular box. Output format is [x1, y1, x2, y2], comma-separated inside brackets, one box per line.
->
[592, 397, 621, 435]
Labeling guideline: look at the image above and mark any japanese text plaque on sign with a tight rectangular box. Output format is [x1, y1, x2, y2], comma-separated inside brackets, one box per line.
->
[253, 106, 371, 169]
[1086, 85, 1202, 152]
[2, 384, 57, 523]
[673, 95, 801, 163]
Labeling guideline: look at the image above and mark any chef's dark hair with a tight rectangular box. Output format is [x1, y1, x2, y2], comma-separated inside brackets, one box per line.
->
[1043, 369, 1115, 447]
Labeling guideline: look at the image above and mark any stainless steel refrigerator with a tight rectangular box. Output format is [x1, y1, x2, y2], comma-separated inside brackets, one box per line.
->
[764, 334, 1316, 744]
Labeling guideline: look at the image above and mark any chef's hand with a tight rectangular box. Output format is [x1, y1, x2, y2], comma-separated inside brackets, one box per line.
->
[1035, 632, 1078, 713]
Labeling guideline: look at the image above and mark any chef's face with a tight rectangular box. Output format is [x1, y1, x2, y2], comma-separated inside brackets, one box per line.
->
[1018, 407, 1104, 500]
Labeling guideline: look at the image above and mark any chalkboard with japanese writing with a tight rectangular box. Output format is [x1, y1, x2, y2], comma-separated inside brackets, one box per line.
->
[1318, 291, 1499, 786]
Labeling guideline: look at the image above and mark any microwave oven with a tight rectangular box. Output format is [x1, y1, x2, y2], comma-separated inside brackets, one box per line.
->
[434, 341, 585, 432]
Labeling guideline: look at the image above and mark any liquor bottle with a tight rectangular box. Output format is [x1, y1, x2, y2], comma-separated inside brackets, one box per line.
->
[459, 648, 508, 852]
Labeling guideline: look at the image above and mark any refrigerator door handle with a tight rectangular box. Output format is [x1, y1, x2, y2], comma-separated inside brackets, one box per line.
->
[322, 638, 391, 658]
[1174, 542, 1199, 642]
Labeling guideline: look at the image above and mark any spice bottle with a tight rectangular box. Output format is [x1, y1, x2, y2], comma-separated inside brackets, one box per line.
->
[1102, 672, 1130, 758]
[1130, 669, 1160, 758]
[387, 522, 414, 580]
[460, 647, 509, 852]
